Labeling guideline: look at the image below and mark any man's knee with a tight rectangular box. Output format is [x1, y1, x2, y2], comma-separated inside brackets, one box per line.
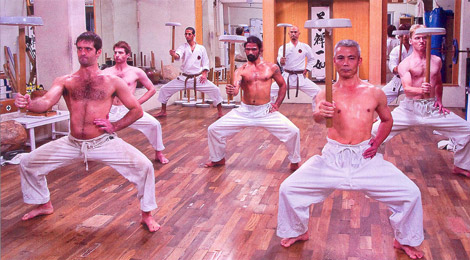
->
[279, 181, 291, 198]
[208, 123, 219, 135]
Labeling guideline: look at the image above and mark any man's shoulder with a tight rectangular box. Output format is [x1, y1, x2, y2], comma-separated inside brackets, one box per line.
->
[261, 61, 279, 71]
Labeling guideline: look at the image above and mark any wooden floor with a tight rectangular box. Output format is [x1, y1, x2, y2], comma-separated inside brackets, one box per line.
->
[2, 104, 470, 260]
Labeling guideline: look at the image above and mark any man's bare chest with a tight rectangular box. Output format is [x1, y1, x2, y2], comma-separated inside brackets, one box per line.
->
[64, 80, 110, 101]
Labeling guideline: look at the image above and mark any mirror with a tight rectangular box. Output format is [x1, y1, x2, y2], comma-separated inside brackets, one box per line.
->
[386, 0, 459, 85]
[201, 0, 262, 70]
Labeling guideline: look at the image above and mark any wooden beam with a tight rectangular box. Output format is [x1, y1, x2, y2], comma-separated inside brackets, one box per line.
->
[368, 0, 385, 85]
[195, 0, 203, 44]
[262, 0, 275, 63]
[19, 27, 27, 95]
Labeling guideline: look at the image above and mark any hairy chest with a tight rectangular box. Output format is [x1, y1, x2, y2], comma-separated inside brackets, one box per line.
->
[63, 78, 110, 101]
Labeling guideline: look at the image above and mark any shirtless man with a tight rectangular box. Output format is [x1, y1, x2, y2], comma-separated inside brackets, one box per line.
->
[155, 27, 224, 118]
[277, 40, 424, 259]
[104, 41, 168, 164]
[372, 24, 470, 177]
[205, 36, 301, 171]
[14, 32, 160, 232]
[271, 25, 320, 110]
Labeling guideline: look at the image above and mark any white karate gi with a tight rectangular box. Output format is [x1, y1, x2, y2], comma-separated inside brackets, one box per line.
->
[277, 138, 424, 247]
[109, 105, 165, 151]
[157, 42, 223, 105]
[271, 42, 320, 111]
[372, 97, 470, 171]
[19, 133, 157, 212]
[207, 102, 301, 163]
[383, 45, 413, 104]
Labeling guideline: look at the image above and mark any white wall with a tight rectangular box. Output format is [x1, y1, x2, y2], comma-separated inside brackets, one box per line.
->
[387, 3, 414, 28]
[224, 5, 262, 30]
[95, 0, 195, 69]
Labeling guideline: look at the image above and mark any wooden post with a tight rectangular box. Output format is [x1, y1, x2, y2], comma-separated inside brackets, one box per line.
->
[172, 26, 175, 63]
[18, 27, 27, 95]
[282, 27, 287, 57]
[424, 35, 431, 99]
[325, 30, 333, 128]
[228, 42, 235, 104]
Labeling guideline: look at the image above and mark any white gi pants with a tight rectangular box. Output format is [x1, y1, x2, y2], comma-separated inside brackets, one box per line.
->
[382, 75, 405, 105]
[277, 138, 424, 247]
[109, 105, 165, 151]
[372, 97, 470, 171]
[157, 76, 224, 105]
[207, 102, 301, 163]
[19, 134, 157, 212]
[270, 72, 321, 111]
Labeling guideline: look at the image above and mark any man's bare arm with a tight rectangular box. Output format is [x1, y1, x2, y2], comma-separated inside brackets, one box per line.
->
[313, 90, 333, 124]
[398, 62, 425, 95]
[136, 68, 156, 104]
[363, 88, 392, 159]
[109, 77, 143, 132]
[226, 68, 242, 97]
[433, 57, 444, 102]
[272, 65, 286, 109]
[15, 76, 65, 112]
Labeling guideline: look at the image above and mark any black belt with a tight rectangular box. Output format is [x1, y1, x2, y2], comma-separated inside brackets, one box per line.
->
[182, 72, 202, 99]
[284, 69, 303, 99]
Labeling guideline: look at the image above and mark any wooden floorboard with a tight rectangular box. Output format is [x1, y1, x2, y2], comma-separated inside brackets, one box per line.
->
[2, 104, 470, 259]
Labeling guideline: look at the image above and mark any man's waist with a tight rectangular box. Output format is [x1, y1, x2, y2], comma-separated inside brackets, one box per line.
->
[69, 132, 116, 144]
[284, 69, 304, 74]
[181, 72, 202, 78]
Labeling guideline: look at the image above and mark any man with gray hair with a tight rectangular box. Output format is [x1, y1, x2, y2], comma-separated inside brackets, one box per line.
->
[277, 39, 424, 259]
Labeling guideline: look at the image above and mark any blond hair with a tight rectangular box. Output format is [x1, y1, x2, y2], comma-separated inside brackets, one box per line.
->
[409, 24, 425, 38]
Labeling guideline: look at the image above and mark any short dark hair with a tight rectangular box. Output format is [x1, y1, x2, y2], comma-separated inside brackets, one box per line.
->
[236, 27, 244, 36]
[76, 31, 102, 51]
[387, 25, 396, 37]
[113, 41, 132, 55]
[185, 27, 195, 34]
[244, 36, 262, 50]
[398, 23, 411, 31]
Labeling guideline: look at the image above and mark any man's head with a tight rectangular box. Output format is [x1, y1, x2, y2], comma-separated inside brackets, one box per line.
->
[333, 40, 362, 79]
[289, 26, 300, 42]
[398, 24, 411, 45]
[409, 24, 426, 51]
[75, 31, 102, 67]
[76, 31, 102, 52]
[185, 27, 196, 43]
[113, 41, 131, 64]
[236, 27, 244, 36]
[244, 36, 263, 62]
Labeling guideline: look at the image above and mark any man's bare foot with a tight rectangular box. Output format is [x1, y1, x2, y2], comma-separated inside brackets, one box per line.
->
[280, 232, 309, 247]
[289, 162, 300, 171]
[141, 211, 160, 232]
[155, 151, 169, 164]
[217, 112, 224, 118]
[22, 201, 54, 221]
[453, 166, 470, 177]
[154, 111, 167, 118]
[393, 239, 424, 259]
[204, 158, 225, 168]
